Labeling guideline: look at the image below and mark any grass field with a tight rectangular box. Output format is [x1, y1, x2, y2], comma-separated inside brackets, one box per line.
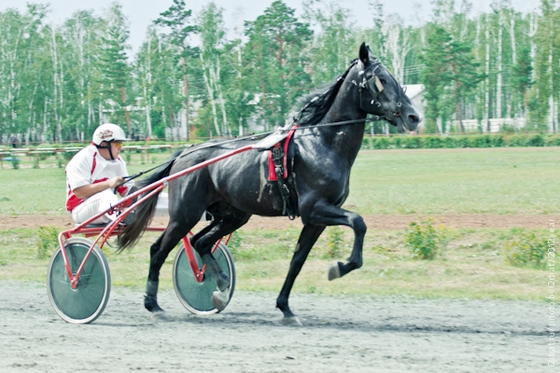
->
[347, 148, 560, 215]
[0, 147, 557, 301]
[1, 147, 559, 215]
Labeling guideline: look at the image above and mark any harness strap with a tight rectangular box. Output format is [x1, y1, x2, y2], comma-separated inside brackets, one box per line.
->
[267, 126, 297, 181]
[268, 125, 299, 220]
[272, 146, 298, 220]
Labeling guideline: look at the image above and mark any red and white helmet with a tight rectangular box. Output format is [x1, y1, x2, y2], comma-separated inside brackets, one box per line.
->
[92, 123, 129, 145]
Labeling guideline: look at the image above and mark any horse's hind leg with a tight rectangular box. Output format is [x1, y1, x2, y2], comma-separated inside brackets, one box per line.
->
[192, 207, 251, 310]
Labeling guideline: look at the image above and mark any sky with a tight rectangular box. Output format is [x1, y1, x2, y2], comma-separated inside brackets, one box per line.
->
[0, 0, 539, 54]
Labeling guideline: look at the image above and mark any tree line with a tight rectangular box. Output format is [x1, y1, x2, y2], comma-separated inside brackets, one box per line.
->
[1, 0, 558, 144]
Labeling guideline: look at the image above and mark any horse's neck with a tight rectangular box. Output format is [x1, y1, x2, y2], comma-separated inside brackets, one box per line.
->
[319, 83, 366, 162]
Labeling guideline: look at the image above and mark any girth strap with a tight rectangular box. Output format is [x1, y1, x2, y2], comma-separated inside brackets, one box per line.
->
[271, 145, 298, 220]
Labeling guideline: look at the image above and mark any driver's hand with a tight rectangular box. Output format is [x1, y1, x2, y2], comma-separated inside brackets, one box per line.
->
[107, 176, 124, 189]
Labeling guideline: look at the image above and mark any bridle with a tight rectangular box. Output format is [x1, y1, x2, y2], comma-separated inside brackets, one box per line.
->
[352, 60, 409, 131]
[358, 61, 385, 101]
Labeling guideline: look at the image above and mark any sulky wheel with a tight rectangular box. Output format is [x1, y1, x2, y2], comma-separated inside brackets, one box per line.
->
[46, 237, 111, 324]
[172, 241, 235, 315]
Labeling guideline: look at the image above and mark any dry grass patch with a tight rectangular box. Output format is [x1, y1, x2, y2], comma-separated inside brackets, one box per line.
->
[0, 225, 554, 302]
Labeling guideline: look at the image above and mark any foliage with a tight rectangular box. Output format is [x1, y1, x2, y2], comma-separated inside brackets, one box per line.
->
[503, 228, 548, 269]
[244, 0, 313, 130]
[531, 1, 560, 131]
[97, 3, 133, 135]
[302, 0, 354, 86]
[362, 133, 560, 149]
[1, 2, 559, 144]
[197, 3, 230, 137]
[420, 25, 453, 134]
[405, 219, 450, 260]
[10, 157, 20, 169]
[36, 226, 59, 259]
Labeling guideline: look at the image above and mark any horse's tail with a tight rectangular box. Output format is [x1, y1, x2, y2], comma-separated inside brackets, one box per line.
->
[117, 149, 182, 252]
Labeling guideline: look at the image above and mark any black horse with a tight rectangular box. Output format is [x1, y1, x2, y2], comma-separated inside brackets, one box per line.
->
[118, 43, 421, 325]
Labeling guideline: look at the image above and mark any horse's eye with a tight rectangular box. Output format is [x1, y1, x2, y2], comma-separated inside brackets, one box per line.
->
[380, 78, 386, 85]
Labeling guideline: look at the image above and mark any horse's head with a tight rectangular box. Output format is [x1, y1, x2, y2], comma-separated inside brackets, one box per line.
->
[355, 43, 421, 133]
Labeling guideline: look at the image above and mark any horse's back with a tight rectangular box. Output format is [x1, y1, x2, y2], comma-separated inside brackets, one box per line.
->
[170, 140, 286, 216]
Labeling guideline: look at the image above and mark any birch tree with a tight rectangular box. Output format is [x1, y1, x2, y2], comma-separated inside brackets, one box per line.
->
[383, 15, 411, 84]
[154, 0, 197, 140]
[532, 0, 560, 132]
[134, 28, 156, 138]
[98, 3, 132, 135]
[246, 0, 312, 129]
[303, 0, 351, 86]
[0, 5, 53, 143]
[197, 2, 228, 137]
[49, 24, 63, 142]
[60, 11, 104, 140]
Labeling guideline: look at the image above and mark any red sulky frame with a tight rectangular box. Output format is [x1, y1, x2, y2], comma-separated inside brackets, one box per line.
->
[57, 144, 254, 291]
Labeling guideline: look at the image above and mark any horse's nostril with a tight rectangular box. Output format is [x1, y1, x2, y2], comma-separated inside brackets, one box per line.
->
[409, 115, 420, 124]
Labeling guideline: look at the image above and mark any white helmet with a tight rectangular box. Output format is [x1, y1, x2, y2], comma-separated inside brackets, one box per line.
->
[92, 123, 129, 145]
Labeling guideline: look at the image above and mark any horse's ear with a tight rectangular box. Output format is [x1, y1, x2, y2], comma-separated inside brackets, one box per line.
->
[359, 42, 369, 65]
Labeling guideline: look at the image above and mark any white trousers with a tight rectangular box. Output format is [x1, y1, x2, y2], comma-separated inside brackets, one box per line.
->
[71, 190, 168, 224]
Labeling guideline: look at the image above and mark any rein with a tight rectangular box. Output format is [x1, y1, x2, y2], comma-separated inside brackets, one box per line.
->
[120, 58, 403, 184]
[116, 116, 378, 186]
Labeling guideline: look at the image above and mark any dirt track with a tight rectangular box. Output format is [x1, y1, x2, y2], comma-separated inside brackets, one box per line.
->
[1, 213, 556, 231]
[0, 281, 552, 373]
[0, 215, 555, 372]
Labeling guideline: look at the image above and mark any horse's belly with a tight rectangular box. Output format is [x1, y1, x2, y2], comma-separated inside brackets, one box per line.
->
[211, 154, 286, 216]
[227, 179, 286, 216]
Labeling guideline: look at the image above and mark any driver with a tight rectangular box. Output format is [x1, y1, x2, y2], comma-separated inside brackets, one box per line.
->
[65, 123, 136, 225]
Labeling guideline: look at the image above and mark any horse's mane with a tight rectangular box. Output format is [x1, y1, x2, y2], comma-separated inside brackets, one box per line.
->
[293, 59, 359, 127]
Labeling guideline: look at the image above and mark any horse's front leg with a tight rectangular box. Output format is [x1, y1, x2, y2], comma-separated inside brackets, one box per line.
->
[303, 201, 367, 280]
[326, 210, 366, 280]
[276, 224, 325, 326]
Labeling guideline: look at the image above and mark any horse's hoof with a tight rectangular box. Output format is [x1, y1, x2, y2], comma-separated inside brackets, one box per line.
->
[151, 311, 169, 321]
[144, 295, 165, 313]
[282, 316, 303, 327]
[328, 261, 341, 281]
[212, 288, 230, 311]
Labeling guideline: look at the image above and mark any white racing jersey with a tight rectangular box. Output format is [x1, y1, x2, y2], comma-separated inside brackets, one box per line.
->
[65, 144, 129, 212]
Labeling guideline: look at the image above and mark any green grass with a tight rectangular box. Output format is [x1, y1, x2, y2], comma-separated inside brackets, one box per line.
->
[0, 147, 558, 301]
[346, 148, 560, 215]
[1, 147, 558, 215]
[232, 226, 556, 301]
[0, 150, 170, 215]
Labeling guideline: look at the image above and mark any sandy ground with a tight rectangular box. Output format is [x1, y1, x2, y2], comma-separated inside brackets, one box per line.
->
[0, 214, 555, 372]
[1, 213, 556, 231]
[0, 281, 552, 373]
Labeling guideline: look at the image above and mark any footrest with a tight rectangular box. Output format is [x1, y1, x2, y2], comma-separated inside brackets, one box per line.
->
[81, 223, 109, 229]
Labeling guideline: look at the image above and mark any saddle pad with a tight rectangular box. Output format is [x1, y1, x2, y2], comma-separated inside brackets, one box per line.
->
[253, 130, 290, 150]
